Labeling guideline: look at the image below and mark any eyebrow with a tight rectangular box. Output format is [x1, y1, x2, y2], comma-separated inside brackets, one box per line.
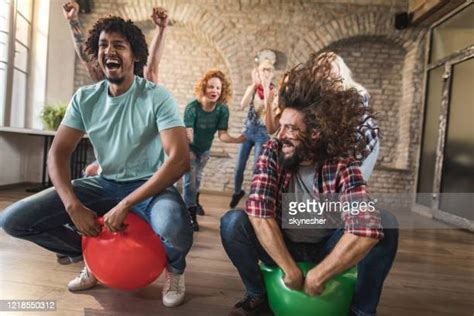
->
[98, 39, 127, 45]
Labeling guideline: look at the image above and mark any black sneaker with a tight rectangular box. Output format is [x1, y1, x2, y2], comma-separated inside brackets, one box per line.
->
[188, 206, 200, 231]
[56, 253, 83, 265]
[196, 192, 205, 216]
[229, 295, 272, 316]
[230, 190, 245, 208]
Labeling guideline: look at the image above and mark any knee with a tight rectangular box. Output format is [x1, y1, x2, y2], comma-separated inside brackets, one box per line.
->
[152, 202, 192, 249]
[1, 201, 31, 237]
[220, 209, 249, 243]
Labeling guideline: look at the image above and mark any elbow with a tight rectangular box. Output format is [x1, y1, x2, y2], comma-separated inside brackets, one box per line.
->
[249, 216, 269, 230]
[176, 154, 190, 175]
[182, 157, 191, 173]
[144, 69, 156, 83]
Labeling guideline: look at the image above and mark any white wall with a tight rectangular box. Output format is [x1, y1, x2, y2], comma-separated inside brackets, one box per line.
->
[0, 0, 76, 186]
[45, 0, 76, 109]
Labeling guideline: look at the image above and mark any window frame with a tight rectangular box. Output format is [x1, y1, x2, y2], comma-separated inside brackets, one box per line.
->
[416, 1, 474, 227]
[1, 0, 33, 127]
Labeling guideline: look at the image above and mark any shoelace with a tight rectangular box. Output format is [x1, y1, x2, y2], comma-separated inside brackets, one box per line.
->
[79, 267, 90, 281]
[166, 274, 182, 293]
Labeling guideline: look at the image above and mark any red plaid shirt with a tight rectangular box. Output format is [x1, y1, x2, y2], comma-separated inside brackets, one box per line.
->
[246, 139, 383, 239]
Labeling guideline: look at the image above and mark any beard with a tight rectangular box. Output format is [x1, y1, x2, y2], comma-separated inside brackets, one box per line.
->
[278, 139, 307, 172]
[107, 75, 125, 85]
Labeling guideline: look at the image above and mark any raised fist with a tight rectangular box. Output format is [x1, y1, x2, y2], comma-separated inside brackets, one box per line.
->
[151, 7, 169, 28]
[62, 1, 79, 20]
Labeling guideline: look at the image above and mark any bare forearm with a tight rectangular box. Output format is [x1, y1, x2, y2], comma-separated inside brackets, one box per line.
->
[240, 85, 256, 110]
[250, 217, 299, 273]
[310, 233, 378, 283]
[218, 131, 240, 143]
[185, 128, 193, 143]
[144, 26, 166, 83]
[120, 154, 189, 208]
[264, 92, 278, 134]
[48, 152, 81, 212]
[68, 19, 90, 63]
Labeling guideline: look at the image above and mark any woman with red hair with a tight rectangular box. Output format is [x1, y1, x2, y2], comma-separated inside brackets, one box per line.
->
[183, 69, 245, 231]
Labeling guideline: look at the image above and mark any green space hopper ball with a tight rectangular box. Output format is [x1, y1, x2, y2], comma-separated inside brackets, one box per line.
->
[260, 262, 357, 316]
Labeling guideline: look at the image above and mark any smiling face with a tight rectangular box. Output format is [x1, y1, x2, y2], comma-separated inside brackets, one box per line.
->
[97, 31, 136, 85]
[276, 107, 315, 170]
[204, 77, 222, 104]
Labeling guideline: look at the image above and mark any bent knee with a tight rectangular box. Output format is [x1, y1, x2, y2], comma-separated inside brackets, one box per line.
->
[220, 209, 249, 240]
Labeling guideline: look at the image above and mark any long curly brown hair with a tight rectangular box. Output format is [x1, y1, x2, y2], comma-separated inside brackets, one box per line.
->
[85, 16, 148, 77]
[278, 54, 374, 162]
[194, 69, 232, 104]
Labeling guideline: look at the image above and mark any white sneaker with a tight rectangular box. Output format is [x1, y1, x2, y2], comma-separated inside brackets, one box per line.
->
[68, 266, 98, 291]
[162, 270, 185, 307]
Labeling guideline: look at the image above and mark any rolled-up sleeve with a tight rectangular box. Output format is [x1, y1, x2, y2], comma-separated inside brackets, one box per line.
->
[337, 161, 384, 239]
[246, 140, 279, 219]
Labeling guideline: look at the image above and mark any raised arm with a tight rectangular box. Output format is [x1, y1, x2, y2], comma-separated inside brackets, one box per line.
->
[48, 125, 101, 236]
[143, 7, 169, 84]
[62, 0, 104, 82]
[264, 89, 279, 134]
[240, 68, 260, 110]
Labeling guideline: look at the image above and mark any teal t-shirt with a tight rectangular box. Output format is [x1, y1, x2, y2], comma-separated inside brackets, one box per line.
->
[62, 76, 184, 181]
[183, 99, 229, 153]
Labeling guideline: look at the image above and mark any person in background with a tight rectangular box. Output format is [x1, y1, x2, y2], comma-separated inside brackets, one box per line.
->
[230, 50, 277, 209]
[183, 69, 245, 231]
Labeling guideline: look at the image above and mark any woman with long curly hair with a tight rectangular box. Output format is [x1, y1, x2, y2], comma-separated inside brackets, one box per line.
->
[183, 69, 245, 231]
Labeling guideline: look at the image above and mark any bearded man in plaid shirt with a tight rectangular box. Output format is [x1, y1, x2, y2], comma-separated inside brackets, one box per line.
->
[220, 56, 399, 316]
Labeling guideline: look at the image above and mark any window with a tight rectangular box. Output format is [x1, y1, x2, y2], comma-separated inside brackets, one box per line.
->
[417, 2, 474, 224]
[0, 0, 33, 127]
[430, 4, 474, 63]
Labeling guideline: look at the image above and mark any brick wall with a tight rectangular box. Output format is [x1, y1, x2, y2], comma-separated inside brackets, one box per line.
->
[73, 0, 427, 195]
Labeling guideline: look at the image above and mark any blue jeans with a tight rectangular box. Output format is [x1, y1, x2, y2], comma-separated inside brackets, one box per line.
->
[234, 125, 270, 194]
[360, 141, 380, 181]
[182, 149, 210, 208]
[220, 210, 398, 316]
[1, 176, 193, 274]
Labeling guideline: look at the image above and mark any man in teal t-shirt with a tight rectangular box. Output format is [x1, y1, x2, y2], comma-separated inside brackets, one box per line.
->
[1, 16, 192, 308]
[182, 69, 245, 231]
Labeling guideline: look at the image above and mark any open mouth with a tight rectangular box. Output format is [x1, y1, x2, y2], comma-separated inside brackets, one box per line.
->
[282, 142, 295, 155]
[104, 58, 122, 71]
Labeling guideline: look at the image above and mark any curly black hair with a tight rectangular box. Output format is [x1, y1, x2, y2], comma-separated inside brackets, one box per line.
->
[85, 16, 148, 77]
[278, 56, 375, 162]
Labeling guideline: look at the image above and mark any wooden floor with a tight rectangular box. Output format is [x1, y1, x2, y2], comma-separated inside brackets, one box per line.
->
[0, 186, 473, 316]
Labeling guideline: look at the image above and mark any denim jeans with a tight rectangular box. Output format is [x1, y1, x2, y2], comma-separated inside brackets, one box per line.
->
[360, 141, 380, 181]
[234, 125, 270, 194]
[220, 209, 398, 316]
[1, 176, 193, 274]
[182, 149, 210, 208]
